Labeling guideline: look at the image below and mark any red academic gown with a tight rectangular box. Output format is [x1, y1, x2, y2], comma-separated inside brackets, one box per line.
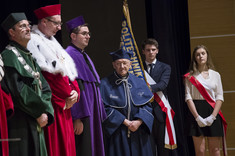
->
[42, 71, 80, 156]
[0, 86, 14, 156]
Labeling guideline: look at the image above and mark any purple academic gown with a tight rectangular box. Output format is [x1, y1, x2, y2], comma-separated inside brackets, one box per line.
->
[66, 44, 106, 156]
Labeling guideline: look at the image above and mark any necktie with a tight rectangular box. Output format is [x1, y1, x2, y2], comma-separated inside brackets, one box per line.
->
[149, 64, 153, 76]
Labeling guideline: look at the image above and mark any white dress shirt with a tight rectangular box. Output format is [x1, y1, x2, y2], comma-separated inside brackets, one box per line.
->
[145, 59, 157, 74]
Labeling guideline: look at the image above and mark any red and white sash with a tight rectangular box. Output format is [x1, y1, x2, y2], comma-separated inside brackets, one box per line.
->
[154, 92, 177, 149]
[144, 71, 177, 149]
[184, 73, 227, 156]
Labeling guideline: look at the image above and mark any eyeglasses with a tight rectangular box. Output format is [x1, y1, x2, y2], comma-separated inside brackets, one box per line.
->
[46, 18, 63, 27]
[78, 31, 91, 36]
[19, 23, 31, 30]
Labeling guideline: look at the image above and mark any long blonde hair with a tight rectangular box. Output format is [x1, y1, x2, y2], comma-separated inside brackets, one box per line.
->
[189, 45, 215, 75]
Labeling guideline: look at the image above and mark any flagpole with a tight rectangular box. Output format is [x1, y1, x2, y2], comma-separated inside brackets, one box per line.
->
[122, 0, 147, 82]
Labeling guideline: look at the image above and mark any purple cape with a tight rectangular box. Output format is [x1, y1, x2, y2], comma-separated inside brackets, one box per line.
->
[66, 45, 106, 156]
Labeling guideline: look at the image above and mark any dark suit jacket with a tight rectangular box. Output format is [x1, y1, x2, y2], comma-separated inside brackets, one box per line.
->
[144, 61, 171, 122]
[144, 61, 171, 94]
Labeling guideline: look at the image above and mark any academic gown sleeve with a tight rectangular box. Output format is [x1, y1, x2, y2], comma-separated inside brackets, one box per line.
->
[102, 105, 126, 136]
[2, 67, 54, 125]
[0, 86, 12, 156]
[42, 71, 72, 108]
[1, 88, 14, 118]
[41, 71, 80, 108]
[70, 79, 80, 102]
[103, 102, 154, 136]
[133, 102, 154, 133]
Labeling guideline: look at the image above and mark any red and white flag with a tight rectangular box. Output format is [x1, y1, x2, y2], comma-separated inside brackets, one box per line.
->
[145, 71, 177, 149]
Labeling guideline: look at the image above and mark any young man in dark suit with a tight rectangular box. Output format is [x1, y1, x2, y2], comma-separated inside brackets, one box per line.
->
[142, 38, 172, 156]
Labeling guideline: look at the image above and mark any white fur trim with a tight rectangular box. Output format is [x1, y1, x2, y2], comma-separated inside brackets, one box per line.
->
[27, 25, 77, 81]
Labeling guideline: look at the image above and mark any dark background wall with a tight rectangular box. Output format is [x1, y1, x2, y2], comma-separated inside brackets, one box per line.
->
[145, 0, 191, 155]
[60, 0, 148, 78]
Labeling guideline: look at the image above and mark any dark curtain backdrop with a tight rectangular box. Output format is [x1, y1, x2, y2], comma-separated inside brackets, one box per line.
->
[60, 0, 148, 79]
[145, 0, 193, 156]
[1, 0, 194, 155]
[0, 0, 59, 51]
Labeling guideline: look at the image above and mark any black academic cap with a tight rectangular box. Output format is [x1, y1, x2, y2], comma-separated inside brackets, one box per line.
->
[110, 49, 132, 61]
[1, 12, 27, 32]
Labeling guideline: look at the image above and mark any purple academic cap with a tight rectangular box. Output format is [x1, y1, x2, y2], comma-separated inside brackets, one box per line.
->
[66, 16, 85, 33]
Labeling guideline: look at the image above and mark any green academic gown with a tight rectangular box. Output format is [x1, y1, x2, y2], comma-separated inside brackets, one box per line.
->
[1, 41, 54, 156]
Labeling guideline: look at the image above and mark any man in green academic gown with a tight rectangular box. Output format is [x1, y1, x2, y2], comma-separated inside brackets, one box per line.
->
[0, 12, 54, 156]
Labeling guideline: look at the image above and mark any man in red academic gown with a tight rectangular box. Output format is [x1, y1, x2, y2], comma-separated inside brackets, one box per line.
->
[27, 4, 80, 156]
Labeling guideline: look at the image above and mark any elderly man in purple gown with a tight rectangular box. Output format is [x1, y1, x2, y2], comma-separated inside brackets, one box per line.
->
[65, 16, 106, 156]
